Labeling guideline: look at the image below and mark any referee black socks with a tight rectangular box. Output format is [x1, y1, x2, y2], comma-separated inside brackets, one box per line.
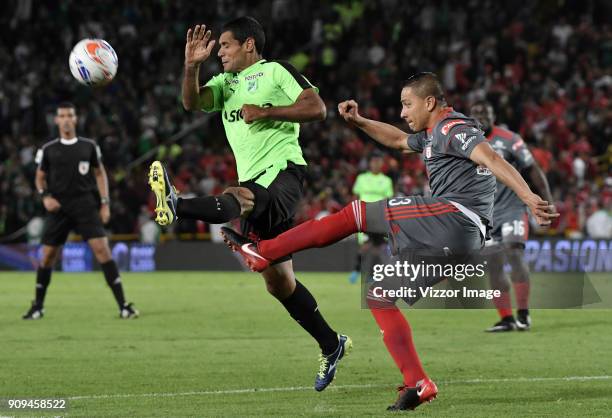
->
[101, 260, 126, 308]
[176, 194, 241, 224]
[34, 267, 52, 308]
[281, 280, 339, 355]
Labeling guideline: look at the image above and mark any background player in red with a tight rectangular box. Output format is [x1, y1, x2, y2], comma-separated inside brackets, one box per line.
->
[222, 73, 559, 410]
[471, 101, 555, 332]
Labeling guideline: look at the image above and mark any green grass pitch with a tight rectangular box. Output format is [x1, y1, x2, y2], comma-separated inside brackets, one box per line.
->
[1, 272, 611, 417]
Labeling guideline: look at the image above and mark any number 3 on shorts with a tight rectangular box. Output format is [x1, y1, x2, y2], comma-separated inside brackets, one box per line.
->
[388, 198, 412, 207]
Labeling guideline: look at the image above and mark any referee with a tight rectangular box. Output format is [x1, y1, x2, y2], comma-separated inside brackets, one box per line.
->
[22, 102, 138, 320]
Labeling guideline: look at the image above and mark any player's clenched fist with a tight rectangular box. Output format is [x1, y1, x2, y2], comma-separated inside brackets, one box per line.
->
[185, 24, 216, 67]
[241, 104, 268, 124]
[338, 100, 363, 126]
[42, 196, 61, 213]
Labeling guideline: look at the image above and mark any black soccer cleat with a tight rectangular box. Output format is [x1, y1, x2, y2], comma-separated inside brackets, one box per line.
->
[22, 301, 44, 320]
[314, 334, 353, 391]
[120, 302, 139, 319]
[516, 309, 531, 331]
[485, 316, 518, 332]
[387, 378, 438, 411]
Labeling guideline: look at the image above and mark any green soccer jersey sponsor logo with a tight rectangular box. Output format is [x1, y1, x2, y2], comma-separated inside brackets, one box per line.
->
[223, 103, 272, 123]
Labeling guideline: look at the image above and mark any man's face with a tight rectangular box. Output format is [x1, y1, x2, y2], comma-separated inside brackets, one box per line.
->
[54, 107, 77, 134]
[218, 31, 249, 72]
[470, 104, 494, 133]
[400, 87, 431, 132]
[369, 156, 383, 173]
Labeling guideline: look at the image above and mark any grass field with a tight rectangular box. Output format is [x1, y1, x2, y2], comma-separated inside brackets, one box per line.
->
[1, 272, 611, 417]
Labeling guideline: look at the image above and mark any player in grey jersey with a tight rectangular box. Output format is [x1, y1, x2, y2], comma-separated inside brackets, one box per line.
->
[471, 101, 554, 332]
[221, 72, 558, 411]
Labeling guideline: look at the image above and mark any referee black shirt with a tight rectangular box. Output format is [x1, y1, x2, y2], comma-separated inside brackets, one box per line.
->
[35, 137, 102, 201]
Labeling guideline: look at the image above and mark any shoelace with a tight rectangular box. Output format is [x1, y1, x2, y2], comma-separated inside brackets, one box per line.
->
[167, 186, 178, 200]
[317, 354, 330, 379]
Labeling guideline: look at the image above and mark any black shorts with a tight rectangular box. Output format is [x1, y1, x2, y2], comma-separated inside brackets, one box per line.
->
[41, 193, 106, 246]
[239, 162, 306, 263]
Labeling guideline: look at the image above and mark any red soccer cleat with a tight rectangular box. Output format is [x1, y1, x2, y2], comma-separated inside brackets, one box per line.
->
[221, 227, 271, 272]
[387, 378, 438, 411]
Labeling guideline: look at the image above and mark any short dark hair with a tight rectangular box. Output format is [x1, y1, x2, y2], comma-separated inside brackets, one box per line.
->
[57, 101, 76, 111]
[471, 100, 493, 110]
[370, 149, 385, 160]
[402, 72, 446, 105]
[222, 16, 266, 54]
[470, 100, 495, 120]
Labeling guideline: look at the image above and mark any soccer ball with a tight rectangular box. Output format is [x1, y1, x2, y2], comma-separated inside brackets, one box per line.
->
[69, 39, 118, 86]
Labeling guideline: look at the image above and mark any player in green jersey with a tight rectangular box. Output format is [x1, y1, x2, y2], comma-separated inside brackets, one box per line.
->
[147, 17, 350, 391]
[348, 152, 394, 283]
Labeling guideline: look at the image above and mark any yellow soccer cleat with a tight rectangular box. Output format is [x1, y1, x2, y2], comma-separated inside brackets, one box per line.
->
[148, 161, 178, 226]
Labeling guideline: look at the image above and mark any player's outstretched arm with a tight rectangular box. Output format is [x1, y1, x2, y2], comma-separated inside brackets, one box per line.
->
[470, 142, 559, 225]
[242, 89, 326, 124]
[337, 100, 414, 152]
[182, 24, 216, 111]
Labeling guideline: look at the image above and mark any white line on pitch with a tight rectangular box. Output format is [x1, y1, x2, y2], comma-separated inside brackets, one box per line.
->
[66, 375, 612, 401]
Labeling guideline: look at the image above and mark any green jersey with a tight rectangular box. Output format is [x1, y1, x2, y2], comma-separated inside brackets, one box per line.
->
[202, 59, 316, 187]
[353, 171, 394, 244]
[352, 171, 394, 202]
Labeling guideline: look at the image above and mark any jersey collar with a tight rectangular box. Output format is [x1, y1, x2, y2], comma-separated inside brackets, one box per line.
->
[485, 125, 495, 140]
[426, 107, 454, 135]
[60, 137, 78, 145]
[235, 59, 266, 77]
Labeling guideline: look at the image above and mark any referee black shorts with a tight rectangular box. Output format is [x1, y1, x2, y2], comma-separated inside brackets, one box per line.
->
[239, 162, 306, 264]
[41, 193, 106, 246]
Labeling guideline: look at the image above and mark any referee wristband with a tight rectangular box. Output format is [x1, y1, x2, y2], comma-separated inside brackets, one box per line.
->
[100, 197, 110, 205]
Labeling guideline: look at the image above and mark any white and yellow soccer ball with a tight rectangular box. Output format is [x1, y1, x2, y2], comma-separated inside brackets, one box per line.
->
[69, 39, 118, 86]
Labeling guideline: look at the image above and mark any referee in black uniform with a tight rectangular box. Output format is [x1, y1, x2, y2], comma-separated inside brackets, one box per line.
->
[22, 102, 138, 319]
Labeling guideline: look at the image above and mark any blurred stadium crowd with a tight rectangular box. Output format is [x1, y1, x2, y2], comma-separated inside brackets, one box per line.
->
[0, 0, 610, 242]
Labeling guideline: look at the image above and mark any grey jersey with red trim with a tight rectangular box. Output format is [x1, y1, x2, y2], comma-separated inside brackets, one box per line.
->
[486, 125, 534, 213]
[407, 109, 495, 226]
